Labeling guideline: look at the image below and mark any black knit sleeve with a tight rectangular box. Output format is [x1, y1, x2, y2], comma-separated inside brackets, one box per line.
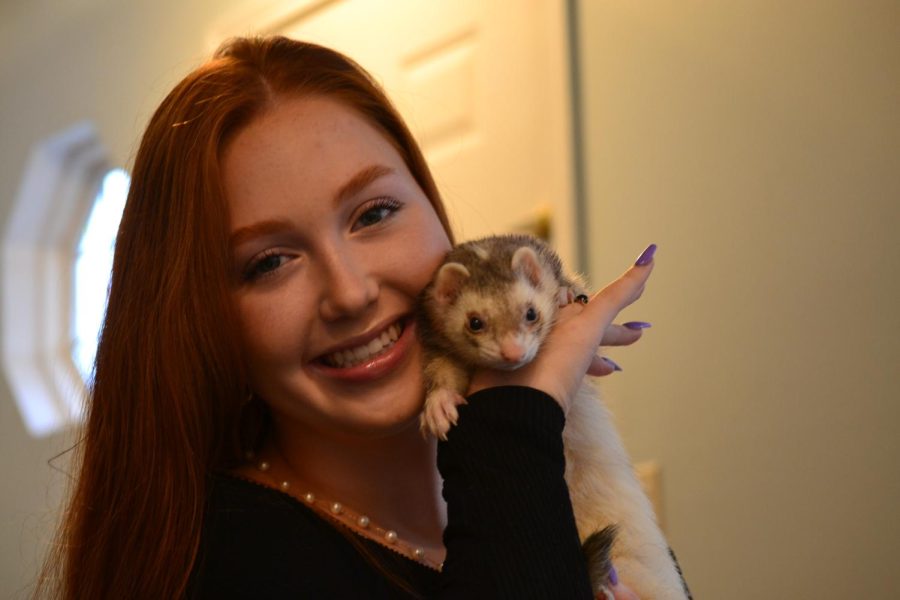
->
[435, 386, 593, 600]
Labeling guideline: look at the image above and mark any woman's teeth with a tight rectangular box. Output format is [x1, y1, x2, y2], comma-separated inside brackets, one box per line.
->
[322, 322, 403, 368]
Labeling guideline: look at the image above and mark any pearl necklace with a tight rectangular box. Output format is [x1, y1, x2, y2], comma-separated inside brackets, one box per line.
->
[249, 454, 444, 572]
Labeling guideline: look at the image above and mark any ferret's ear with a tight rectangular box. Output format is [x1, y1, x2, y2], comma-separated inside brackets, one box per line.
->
[433, 263, 471, 305]
[511, 246, 543, 287]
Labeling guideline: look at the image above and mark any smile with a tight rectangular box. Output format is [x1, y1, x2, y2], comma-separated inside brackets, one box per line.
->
[319, 321, 405, 368]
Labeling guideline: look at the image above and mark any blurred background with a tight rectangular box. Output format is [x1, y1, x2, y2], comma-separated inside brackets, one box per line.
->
[1, 0, 898, 597]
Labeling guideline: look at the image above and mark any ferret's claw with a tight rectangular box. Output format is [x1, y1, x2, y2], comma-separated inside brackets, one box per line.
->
[446, 402, 460, 426]
[420, 409, 447, 439]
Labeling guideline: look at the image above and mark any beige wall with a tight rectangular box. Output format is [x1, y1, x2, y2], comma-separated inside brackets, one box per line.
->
[578, 0, 900, 597]
[0, 1, 246, 595]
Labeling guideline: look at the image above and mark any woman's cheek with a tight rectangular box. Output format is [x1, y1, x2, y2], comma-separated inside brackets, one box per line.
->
[237, 291, 301, 364]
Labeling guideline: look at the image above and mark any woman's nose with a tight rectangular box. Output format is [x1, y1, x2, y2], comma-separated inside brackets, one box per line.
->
[318, 247, 378, 321]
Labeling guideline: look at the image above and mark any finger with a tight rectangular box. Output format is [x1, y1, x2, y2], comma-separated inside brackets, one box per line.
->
[553, 298, 588, 324]
[587, 355, 621, 376]
[608, 566, 641, 600]
[590, 262, 653, 312]
[599, 324, 644, 347]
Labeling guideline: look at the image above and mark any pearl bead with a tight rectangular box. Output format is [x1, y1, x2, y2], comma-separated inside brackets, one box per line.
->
[280, 481, 290, 491]
[414, 548, 425, 559]
[330, 502, 343, 515]
[257, 461, 270, 472]
[304, 492, 315, 504]
[357, 515, 370, 528]
[385, 530, 398, 543]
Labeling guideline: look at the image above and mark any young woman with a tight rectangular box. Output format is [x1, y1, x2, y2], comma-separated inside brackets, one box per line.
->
[44, 36, 656, 598]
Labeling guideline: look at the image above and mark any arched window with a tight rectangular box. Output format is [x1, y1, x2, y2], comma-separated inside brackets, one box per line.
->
[2, 123, 125, 437]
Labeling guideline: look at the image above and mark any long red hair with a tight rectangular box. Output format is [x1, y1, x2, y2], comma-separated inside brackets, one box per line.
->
[40, 36, 453, 599]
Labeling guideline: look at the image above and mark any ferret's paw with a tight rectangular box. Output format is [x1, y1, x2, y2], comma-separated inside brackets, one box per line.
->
[559, 285, 589, 306]
[420, 389, 467, 440]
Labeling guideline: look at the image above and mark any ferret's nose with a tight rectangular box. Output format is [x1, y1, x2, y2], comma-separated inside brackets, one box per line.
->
[499, 340, 525, 364]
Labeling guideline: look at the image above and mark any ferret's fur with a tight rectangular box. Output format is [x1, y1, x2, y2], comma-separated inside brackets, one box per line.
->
[417, 234, 689, 599]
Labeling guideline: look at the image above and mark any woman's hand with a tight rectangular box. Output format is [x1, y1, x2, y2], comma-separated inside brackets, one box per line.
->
[468, 244, 656, 412]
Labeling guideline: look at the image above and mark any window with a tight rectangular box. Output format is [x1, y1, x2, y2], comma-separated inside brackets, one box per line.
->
[2, 122, 120, 437]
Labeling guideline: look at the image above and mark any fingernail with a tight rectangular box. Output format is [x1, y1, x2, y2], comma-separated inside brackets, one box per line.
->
[623, 321, 652, 330]
[634, 243, 657, 266]
[609, 565, 619, 586]
[602, 357, 623, 372]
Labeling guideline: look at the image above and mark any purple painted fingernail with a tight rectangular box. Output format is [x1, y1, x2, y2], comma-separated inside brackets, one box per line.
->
[609, 565, 619, 586]
[623, 321, 652, 330]
[602, 357, 623, 372]
[634, 243, 657, 266]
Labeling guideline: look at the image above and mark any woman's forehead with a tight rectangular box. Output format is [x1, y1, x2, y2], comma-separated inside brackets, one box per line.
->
[224, 99, 403, 192]
[221, 96, 419, 229]
[223, 97, 403, 172]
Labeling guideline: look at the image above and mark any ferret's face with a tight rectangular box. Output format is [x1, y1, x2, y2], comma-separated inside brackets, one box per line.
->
[225, 95, 452, 440]
[445, 278, 559, 370]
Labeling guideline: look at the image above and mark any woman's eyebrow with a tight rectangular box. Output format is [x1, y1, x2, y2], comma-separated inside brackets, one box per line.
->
[334, 164, 395, 206]
[229, 218, 293, 249]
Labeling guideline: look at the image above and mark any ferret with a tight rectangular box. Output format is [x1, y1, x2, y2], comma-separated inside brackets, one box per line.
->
[417, 234, 690, 600]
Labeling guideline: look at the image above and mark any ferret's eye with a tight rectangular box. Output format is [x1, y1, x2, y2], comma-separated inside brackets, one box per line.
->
[525, 307, 538, 322]
[467, 316, 485, 332]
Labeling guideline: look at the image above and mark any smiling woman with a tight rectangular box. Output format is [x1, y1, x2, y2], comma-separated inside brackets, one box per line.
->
[40, 36, 653, 599]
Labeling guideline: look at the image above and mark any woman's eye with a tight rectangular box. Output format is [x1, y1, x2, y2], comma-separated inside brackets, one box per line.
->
[244, 252, 288, 281]
[352, 198, 402, 231]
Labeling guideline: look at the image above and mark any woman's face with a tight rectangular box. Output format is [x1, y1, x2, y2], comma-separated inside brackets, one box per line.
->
[223, 95, 452, 438]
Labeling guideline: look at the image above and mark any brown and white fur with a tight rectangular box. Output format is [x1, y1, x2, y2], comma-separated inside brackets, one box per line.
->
[417, 234, 688, 599]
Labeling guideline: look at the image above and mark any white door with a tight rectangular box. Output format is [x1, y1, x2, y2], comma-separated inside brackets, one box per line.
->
[208, 0, 577, 264]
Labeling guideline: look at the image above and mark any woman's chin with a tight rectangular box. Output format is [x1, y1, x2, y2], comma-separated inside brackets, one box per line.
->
[346, 396, 426, 439]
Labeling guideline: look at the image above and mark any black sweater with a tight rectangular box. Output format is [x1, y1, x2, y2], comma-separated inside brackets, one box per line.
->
[188, 387, 594, 599]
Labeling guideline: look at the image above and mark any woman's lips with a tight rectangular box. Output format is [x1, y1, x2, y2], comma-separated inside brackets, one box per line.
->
[309, 318, 416, 383]
[320, 321, 403, 368]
